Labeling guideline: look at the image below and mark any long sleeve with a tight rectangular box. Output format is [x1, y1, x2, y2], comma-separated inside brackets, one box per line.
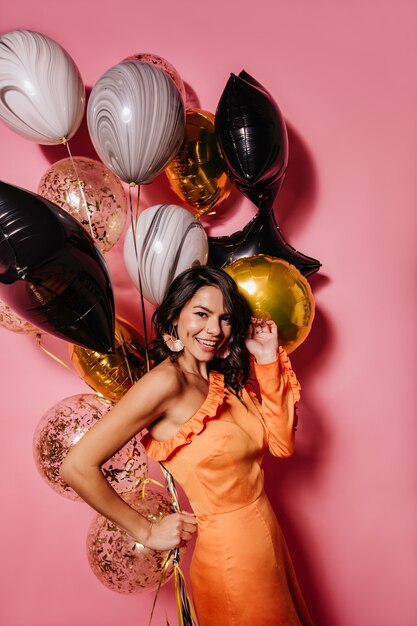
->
[251, 347, 301, 458]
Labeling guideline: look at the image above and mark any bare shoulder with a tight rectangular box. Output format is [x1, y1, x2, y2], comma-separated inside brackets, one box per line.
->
[121, 360, 184, 414]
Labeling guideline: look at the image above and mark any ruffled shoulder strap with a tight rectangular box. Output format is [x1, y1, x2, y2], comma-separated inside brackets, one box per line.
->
[141, 370, 225, 461]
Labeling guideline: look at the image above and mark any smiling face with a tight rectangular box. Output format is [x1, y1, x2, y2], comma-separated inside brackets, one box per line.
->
[175, 286, 232, 364]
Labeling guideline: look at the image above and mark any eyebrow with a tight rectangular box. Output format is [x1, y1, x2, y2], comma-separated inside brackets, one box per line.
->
[192, 305, 214, 313]
[192, 305, 228, 316]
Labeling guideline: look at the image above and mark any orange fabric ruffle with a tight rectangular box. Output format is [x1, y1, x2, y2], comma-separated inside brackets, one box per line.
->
[247, 346, 301, 404]
[277, 346, 301, 403]
[141, 370, 225, 461]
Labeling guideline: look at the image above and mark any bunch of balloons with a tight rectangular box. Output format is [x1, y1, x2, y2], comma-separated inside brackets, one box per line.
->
[0, 29, 193, 595]
[0, 28, 321, 596]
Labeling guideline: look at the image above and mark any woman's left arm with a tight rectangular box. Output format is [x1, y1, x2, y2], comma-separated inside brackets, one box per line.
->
[246, 319, 301, 457]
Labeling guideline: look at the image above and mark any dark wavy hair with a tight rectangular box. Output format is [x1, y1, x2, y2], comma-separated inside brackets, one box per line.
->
[150, 266, 252, 394]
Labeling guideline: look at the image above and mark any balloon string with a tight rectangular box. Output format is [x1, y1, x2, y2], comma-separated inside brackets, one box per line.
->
[159, 462, 200, 625]
[134, 476, 166, 498]
[137, 475, 174, 626]
[174, 564, 199, 626]
[128, 185, 150, 372]
[35, 333, 71, 370]
[64, 144, 137, 384]
[64, 141, 95, 241]
[159, 463, 181, 512]
[147, 550, 176, 626]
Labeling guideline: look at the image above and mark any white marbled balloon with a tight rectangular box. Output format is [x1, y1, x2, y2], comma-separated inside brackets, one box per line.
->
[0, 30, 85, 144]
[87, 61, 185, 184]
[124, 204, 208, 306]
[122, 52, 186, 103]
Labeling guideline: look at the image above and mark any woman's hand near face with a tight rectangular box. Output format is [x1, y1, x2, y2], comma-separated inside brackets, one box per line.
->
[143, 511, 198, 550]
[245, 318, 279, 364]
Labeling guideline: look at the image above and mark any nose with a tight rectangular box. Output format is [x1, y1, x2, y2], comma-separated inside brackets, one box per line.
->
[206, 320, 221, 336]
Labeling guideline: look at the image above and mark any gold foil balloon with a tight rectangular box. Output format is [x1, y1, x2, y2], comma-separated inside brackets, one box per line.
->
[69, 318, 148, 402]
[38, 156, 127, 253]
[224, 255, 315, 353]
[165, 109, 232, 218]
[0, 297, 38, 334]
[86, 486, 185, 593]
[33, 394, 148, 500]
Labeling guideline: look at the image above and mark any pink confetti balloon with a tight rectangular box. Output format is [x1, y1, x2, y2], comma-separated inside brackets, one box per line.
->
[33, 394, 147, 500]
[0, 298, 39, 334]
[86, 487, 185, 593]
[38, 157, 127, 253]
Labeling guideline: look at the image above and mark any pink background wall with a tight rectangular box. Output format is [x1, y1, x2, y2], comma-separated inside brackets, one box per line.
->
[1, 1, 416, 625]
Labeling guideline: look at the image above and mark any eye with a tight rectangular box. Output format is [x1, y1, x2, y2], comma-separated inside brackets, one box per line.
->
[221, 315, 231, 325]
[195, 311, 208, 318]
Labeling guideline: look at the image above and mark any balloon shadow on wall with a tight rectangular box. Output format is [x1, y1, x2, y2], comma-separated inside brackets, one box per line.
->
[263, 303, 339, 626]
[200, 184, 255, 230]
[39, 87, 99, 164]
[209, 119, 318, 239]
[272, 121, 318, 240]
[140, 169, 186, 208]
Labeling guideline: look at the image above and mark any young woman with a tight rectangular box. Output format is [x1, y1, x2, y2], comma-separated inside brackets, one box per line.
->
[61, 266, 313, 626]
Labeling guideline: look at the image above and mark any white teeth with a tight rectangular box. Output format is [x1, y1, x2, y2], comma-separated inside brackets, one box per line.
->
[196, 338, 217, 347]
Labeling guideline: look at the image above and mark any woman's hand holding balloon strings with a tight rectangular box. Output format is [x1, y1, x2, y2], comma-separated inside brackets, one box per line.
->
[142, 510, 198, 551]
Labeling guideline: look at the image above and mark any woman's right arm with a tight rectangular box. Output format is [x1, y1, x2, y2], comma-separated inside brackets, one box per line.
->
[60, 367, 197, 550]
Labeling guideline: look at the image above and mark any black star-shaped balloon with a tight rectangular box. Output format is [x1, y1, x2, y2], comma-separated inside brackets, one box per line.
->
[208, 209, 321, 277]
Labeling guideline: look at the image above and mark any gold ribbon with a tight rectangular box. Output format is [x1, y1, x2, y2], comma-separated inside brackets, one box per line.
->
[145, 467, 199, 625]
[134, 476, 166, 501]
[147, 549, 176, 626]
[173, 563, 199, 626]
[160, 463, 199, 626]
[35, 333, 71, 370]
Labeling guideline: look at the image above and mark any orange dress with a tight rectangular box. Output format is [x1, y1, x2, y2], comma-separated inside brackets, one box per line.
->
[142, 349, 314, 626]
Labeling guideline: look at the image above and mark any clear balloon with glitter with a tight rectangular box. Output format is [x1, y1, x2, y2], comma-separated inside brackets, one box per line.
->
[33, 393, 148, 500]
[38, 157, 127, 253]
[86, 486, 186, 593]
[0, 298, 39, 334]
